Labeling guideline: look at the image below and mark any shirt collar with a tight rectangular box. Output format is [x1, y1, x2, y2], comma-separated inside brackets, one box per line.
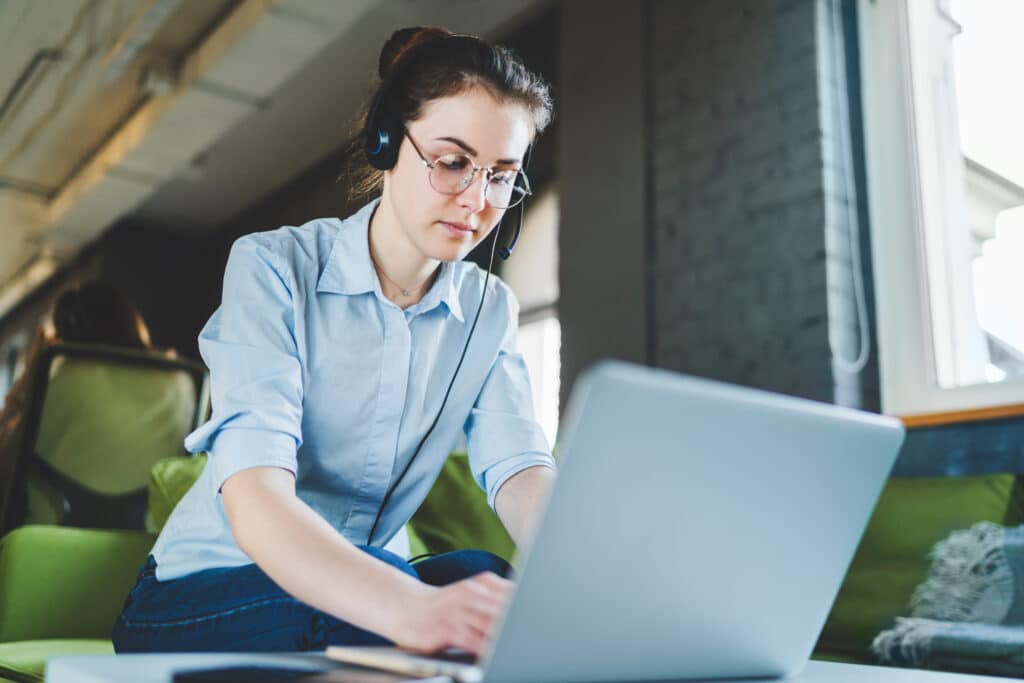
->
[316, 199, 378, 296]
[316, 197, 466, 322]
[413, 259, 464, 322]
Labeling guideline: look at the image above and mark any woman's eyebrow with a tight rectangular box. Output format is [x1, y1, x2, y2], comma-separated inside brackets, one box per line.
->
[436, 136, 521, 165]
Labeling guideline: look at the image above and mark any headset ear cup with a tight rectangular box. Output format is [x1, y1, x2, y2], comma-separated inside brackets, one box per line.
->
[365, 110, 403, 171]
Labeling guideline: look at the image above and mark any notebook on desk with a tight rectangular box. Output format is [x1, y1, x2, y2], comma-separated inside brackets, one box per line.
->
[327, 360, 905, 683]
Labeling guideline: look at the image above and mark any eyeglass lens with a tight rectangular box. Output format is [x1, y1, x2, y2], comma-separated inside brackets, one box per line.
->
[429, 154, 528, 209]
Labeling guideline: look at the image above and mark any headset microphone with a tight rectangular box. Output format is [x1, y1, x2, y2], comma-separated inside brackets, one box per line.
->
[498, 202, 523, 260]
[498, 144, 532, 260]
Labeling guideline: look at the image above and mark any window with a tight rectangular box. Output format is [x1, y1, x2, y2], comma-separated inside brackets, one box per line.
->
[956, 0, 1024, 385]
[859, 0, 1024, 415]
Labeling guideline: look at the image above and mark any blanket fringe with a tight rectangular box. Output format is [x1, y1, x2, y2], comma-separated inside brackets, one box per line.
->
[872, 617, 942, 666]
[910, 522, 1015, 624]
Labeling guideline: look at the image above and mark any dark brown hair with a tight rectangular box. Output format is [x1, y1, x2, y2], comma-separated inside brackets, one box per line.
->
[51, 282, 152, 350]
[348, 26, 554, 198]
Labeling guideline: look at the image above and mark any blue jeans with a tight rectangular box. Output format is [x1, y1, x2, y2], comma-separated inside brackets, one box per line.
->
[112, 546, 511, 652]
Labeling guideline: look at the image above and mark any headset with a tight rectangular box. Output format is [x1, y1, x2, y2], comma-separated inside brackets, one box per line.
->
[363, 33, 532, 545]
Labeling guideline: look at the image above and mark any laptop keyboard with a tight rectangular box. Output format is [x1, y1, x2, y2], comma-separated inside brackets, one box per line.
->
[432, 649, 479, 665]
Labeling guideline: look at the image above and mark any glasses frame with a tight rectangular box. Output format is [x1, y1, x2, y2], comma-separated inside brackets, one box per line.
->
[403, 128, 532, 210]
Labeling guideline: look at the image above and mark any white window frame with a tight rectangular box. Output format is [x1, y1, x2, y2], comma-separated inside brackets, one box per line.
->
[859, 0, 1024, 416]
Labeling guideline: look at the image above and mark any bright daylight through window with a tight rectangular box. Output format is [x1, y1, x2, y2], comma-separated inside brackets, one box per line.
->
[937, 0, 1024, 388]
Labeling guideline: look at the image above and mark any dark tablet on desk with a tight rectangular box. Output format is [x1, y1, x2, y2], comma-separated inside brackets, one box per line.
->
[172, 664, 437, 682]
[173, 667, 325, 683]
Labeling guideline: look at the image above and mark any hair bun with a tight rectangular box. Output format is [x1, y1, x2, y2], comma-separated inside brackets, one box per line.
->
[378, 26, 452, 80]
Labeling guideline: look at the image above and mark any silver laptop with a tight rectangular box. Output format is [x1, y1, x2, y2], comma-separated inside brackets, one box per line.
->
[327, 360, 905, 683]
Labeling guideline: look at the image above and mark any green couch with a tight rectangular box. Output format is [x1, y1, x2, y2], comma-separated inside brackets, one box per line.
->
[813, 473, 1024, 662]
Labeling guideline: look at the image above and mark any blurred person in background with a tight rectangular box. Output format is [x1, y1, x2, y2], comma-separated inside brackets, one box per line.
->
[0, 281, 160, 497]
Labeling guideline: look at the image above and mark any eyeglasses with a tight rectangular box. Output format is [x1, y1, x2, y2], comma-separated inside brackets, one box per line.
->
[404, 129, 532, 210]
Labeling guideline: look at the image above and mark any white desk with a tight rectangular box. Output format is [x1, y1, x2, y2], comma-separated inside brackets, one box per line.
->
[45, 654, 1007, 683]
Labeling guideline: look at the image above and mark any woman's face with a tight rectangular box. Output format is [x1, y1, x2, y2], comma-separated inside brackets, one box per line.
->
[383, 86, 533, 263]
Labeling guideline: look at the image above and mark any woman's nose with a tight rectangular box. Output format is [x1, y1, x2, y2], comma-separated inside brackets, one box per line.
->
[458, 171, 488, 213]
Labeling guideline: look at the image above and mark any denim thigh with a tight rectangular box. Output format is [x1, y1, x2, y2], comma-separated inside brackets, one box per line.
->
[112, 545, 416, 653]
[412, 549, 513, 586]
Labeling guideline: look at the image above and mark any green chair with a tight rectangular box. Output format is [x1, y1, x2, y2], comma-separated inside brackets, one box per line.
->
[0, 343, 209, 534]
[0, 525, 156, 683]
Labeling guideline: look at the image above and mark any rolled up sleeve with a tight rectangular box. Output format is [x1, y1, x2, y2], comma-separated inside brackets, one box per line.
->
[184, 235, 304, 493]
[464, 291, 555, 510]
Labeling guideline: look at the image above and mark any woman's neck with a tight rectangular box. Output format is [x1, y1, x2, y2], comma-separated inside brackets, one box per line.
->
[368, 196, 440, 307]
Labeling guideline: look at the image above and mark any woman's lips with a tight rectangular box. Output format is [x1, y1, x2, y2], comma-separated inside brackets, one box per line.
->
[440, 221, 474, 238]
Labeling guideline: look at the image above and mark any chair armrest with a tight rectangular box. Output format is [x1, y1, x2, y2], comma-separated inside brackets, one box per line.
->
[0, 525, 155, 642]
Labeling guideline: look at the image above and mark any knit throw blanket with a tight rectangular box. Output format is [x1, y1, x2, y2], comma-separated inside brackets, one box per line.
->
[873, 522, 1024, 676]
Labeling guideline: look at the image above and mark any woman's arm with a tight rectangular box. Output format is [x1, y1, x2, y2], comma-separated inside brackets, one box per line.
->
[463, 287, 557, 548]
[494, 465, 556, 549]
[222, 466, 511, 654]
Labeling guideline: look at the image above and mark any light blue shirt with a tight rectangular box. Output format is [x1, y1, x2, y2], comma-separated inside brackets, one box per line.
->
[152, 198, 554, 581]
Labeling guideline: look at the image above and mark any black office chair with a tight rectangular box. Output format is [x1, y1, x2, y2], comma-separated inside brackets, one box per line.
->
[0, 343, 208, 534]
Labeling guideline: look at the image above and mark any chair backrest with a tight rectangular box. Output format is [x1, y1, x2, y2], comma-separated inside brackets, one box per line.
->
[0, 343, 209, 533]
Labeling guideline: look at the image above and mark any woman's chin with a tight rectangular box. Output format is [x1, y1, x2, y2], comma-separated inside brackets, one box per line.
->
[435, 246, 471, 263]
[424, 236, 476, 262]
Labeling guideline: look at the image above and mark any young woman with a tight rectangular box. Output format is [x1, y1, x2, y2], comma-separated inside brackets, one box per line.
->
[113, 26, 556, 655]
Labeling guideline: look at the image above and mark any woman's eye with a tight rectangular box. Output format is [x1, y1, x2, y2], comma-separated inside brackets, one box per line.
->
[438, 155, 470, 171]
[490, 171, 518, 186]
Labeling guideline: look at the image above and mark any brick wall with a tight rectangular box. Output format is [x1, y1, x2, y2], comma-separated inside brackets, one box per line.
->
[650, 0, 828, 402]
[558, 0, 879, 407]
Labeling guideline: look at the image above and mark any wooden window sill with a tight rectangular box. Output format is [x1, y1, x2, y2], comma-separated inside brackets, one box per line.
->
[899, 403, 1024, 429]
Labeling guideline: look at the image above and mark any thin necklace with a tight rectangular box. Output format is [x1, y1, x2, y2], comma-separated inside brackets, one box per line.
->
[370, 251, 435, 298]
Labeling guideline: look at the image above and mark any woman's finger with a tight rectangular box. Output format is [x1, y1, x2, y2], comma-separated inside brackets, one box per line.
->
[453, 620, 489, 655]
[473, 571, 513, 589]
[455, 601, 494, 635]
[465, 573, 513, 599]
[462, 594, 503, 619]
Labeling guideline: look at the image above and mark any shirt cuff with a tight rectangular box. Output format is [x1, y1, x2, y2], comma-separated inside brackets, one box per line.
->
[485, 454, 557, 511]
[207, 428, 298, 494]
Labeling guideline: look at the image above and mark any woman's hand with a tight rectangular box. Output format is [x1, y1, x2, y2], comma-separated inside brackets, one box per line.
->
[393, 571, 513, 656]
